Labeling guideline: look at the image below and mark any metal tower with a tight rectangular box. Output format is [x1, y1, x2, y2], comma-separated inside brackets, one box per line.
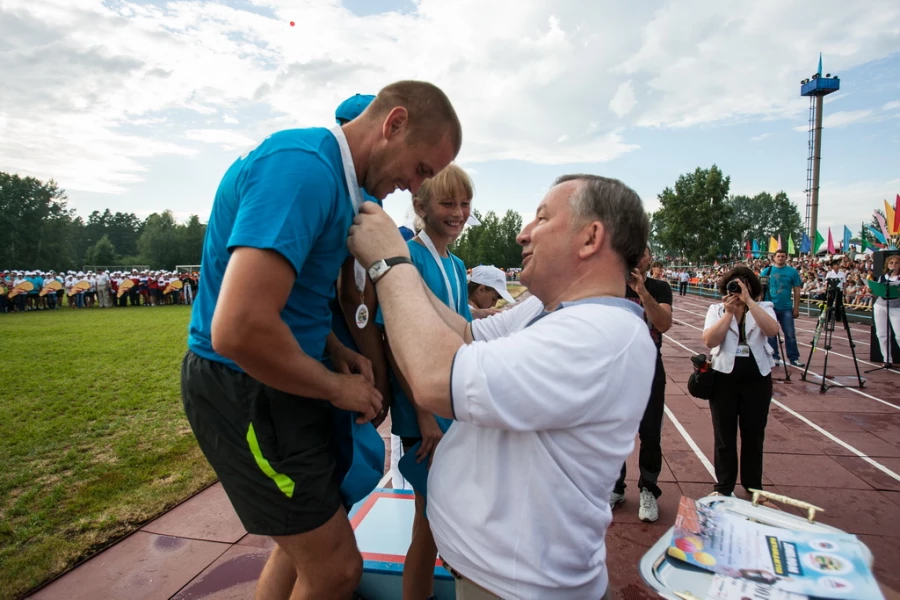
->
[801, 54, 840, 242]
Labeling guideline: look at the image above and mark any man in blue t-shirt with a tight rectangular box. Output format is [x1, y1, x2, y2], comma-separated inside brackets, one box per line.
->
[762, 248, 805, 367]
[180, 80, 461, 600]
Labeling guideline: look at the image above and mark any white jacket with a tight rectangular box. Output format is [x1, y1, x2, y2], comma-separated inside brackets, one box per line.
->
[704, 302, 776, 376]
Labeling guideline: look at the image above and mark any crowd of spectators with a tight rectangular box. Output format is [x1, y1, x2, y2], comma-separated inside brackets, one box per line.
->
[662, 253, 877, 310]
[1, 269, 198, 313]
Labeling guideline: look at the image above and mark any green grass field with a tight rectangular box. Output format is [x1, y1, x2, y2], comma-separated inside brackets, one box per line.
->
[0, 306, 214, 599]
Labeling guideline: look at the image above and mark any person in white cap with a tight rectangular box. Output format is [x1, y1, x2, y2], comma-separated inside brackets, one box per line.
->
[467, 265, 516, 319]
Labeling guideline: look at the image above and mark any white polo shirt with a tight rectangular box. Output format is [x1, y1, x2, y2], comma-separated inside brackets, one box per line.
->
[428, 296, 656, 600]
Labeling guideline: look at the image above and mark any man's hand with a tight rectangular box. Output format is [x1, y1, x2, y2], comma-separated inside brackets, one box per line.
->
[347, 203, 410, 269]
[792, 307, 800, 319]
[627, 268, 646, 295]
[416, 413, 443, 467]
[329, 374, 384, 425]
[329, 343, 375, 384]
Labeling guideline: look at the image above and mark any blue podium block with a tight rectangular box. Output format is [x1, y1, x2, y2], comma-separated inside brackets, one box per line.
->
[349, 488, 455, 600]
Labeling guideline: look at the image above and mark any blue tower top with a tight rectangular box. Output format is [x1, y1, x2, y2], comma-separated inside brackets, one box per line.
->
[801, 53, 840, 96]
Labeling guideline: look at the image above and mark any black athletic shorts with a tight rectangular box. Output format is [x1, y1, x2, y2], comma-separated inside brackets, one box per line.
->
[180, 350, 342, 536]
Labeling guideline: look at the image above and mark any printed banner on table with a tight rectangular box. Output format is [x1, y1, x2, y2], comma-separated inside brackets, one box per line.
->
[668, 497, 883, 600]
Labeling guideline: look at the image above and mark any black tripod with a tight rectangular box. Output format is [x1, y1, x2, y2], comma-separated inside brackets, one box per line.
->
[760, 276, 791, 381]
[801, 281, 864, 393]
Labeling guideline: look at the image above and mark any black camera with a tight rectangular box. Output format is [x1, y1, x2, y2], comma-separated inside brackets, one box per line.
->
[726, 280, 742, 294]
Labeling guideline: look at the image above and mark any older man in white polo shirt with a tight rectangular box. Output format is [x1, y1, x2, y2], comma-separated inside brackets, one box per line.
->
[349, 174, 655, 599]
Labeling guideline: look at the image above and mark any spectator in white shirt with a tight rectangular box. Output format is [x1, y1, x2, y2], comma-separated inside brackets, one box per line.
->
[348, 174, 656, 599]
[825, 260, 847, 290]
[96, 269, 111, 308]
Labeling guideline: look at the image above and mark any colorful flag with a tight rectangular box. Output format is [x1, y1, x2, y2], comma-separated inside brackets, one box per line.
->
[827, 228, 835, 254]
[867, 226, 887, 245]
[895, 194, 900, 235]
[768, 236, 778, 253]
[886, 200, 898, 236]
[745, 240, 752, 259]
[778, 234, 783, 252]
[884, 200, 897, 235]
[800, 232, 811, 254]
[875, 211, 891, 242]
[842, 226, 851, 252]
[788, 234, 795, 255]
[814, 230, 824, 254]
[751, 239, 760, 257]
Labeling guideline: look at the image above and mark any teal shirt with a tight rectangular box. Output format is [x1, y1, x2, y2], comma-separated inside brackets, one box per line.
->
[378, 239, 472, 438]
[188, 128, 355, 370]
[763, 265, 802, 310]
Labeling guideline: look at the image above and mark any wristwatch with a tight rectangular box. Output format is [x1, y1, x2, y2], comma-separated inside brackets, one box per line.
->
[367, 256, 413, 284]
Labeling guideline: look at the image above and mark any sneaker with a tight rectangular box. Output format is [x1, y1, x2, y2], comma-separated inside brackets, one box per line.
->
[638, 488, 659, 522]
[790, 359, 805, 367]
[609, 491, 625, 509]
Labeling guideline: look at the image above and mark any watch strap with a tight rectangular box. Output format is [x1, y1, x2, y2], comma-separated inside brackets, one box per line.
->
[369, 256, 414, 283]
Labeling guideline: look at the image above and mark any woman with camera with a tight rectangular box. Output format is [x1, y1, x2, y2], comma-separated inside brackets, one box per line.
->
[702, 267, 780, 497]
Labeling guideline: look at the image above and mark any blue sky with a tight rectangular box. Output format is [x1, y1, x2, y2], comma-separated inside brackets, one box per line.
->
[1, 0, 898, 241]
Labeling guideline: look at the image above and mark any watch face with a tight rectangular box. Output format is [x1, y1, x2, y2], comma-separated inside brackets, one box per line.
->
[368, 260, 388, 281]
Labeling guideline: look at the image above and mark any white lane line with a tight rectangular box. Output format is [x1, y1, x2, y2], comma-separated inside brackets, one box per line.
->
[377, 471, 392, 488]
[770, 399, 900, 483]
[673, 305, 887, 368]
[667, 320, 900, 411]
[663, 334, 900, 485]
[664, 406, 716, 480]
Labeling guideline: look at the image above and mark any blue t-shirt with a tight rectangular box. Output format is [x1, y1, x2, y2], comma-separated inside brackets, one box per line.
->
[188, 128, 356, 370]
[763, 265, 802, 310]
[377, 239, 472, 438]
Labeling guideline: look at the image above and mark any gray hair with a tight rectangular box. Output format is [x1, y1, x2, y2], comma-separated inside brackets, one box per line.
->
[554, 174, 649, 271]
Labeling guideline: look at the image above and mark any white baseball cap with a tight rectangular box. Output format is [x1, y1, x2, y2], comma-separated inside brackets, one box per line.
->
[469, 265, 515, 304]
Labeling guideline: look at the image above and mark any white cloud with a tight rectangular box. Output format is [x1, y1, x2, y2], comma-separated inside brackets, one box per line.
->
[791, 109, 874, 131]
[884, 100, 900, 111]
[786, 178, 900, 235]
[750, 133, 773, 142]
[1, 0, 899, 199]
[184, 129, 258, 151]
[608, 81, 637, 117]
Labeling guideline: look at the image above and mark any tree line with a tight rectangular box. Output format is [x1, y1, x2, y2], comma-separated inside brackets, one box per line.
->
[652, 165, 807, 262]
[0, 171, 531, 272]
[0, 172, 205, 271]
[13, 165, 861, 271]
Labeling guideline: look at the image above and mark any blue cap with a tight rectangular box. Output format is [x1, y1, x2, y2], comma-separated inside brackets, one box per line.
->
[335, 94, 375, 124]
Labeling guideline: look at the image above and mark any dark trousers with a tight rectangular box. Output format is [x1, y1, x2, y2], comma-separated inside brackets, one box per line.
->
[615, 357, 666, 498]
[679, 282, 688, 295]
[709, 372, 772, 495]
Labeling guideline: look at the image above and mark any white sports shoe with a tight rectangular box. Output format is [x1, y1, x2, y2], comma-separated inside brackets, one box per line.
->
[609, 490, 625, 509]
[638, 488, 659, 522]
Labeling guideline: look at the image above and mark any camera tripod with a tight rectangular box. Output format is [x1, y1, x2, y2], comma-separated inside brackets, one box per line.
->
[760, 278, 791, 381]
[801, 284, 864, 393]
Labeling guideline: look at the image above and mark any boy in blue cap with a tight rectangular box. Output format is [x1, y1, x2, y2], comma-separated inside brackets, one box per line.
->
[181, 81, 461, 600]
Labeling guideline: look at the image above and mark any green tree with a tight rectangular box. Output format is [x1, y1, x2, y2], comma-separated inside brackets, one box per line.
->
[177, 215, 206, 266]
[653, 165, 733, 262]
[728, 191, 804, 255]
[85, 234, 118, 266]
[137, 211, 180, 269]
[0, 172, 79, 269]
[498, 210, 524, 268]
